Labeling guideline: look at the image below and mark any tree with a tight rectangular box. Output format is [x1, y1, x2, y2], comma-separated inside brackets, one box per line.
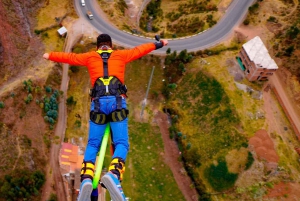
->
[24, 94, 33, 104]
[45, 86, 52, 93]
[178, 62, 185, 72]
[287, 26, 299, 39]
[0, 170, 45, 200]
[166, 48, 171, 54]
[179, 49, 188, 62]
[28, 93, 33, 101]
[44, 116, 49, 122]
[186, 142, 191, 150]
[48, 117, 55, 125]
[168, 83, 177, 89]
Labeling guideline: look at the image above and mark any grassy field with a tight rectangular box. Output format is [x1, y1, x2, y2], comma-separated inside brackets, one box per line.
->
[105, 121, 186, 201]
[65, 65, 90, 141]
[196, 51, 265, 137]
[35, 0, 72, 52]
[36, 0, 69, 30]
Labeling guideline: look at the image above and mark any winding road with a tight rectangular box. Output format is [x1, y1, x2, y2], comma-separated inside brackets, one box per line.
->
[75, 0, 256, 53]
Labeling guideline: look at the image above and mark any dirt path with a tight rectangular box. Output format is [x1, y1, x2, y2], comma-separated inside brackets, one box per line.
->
[40, 17, 88, 201]
[270, 72, 300, 138]
[155, 111, 198, 201]
[12, 135, 21, 170]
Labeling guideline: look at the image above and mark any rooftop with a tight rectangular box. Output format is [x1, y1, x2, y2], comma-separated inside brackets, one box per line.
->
[60, 142, 81, 173]
[242, 36, 278, 70]
[57, 26, 67, 35]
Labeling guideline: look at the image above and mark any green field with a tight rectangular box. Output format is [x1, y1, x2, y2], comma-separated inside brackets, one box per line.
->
[105, 121, 186, 201]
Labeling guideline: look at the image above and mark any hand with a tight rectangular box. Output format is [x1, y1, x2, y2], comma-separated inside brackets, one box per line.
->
[161, 39, 168, 46]
[43, 53, 49, 60]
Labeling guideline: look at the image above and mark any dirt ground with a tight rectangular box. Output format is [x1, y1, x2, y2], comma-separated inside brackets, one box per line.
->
[154, 111, 198, 201]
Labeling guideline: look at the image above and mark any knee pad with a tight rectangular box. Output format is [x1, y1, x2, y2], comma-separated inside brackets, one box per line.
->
[80, 161, 95, 182]
[108, 157, 125, 181]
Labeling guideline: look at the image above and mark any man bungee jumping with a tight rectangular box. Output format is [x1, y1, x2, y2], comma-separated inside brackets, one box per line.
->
[43, 33, 168, 201]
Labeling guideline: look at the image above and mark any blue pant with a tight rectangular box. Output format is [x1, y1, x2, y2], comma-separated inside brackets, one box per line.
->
[84, 96, 129, 164]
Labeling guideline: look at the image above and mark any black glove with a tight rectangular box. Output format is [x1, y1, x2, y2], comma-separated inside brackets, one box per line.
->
[154, 41, 164, 49]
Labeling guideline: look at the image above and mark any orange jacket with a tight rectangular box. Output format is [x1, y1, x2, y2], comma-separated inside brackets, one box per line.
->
[49, 43, 156, 86]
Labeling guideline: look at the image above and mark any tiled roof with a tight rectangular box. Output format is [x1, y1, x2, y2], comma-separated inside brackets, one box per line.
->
[59, 143, 80, 172]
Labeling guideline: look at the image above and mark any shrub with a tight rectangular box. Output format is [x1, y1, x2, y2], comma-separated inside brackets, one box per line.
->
[116, 0, 128, 15]
[249, 3, 259, 13]
[34, 29, 41, 35]
[45, 86, 52, 93]
[168, 83, 177, 89]
[48, 193, 58, 201]
[23, 79, 33, 93]
[245, 151, 254, 170]
[168, 125, 177, 139]
[48, 117, 55, 125]
[186, 142, 191, 150]
[286, 26, 299, 39]
[22, 135, 32, 147]
[43, 135, 51, 149]
[178, 62, 185, 72]
[47, 110, 58, 120]
[243, 18, 250, 25]
[284, 45, 294, 56]
[267, 16, 277, 23]
[166, 48, 171, 54]
[24, 94, 33, 104]
[0, 102, 4, 108]
[205, 159, 238, 191]
[75, 120, 81, 128]
[42, 32, 49, 39]
[67, 96, 76, 106]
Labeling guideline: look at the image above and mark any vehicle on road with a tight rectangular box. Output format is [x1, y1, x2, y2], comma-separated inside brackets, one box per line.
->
[87, 10, 93, 20]
[81, 0, 85, 6]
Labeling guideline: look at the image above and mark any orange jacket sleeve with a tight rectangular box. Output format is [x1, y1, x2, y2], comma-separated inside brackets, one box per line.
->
[118, 43, 156, 63]
[48, 52, 92, 66]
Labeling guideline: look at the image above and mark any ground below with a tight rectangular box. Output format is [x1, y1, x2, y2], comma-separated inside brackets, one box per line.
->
[52, 0, 300, 200]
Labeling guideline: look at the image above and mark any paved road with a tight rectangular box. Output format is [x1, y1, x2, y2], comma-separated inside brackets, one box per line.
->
[75, 0, 255, 54]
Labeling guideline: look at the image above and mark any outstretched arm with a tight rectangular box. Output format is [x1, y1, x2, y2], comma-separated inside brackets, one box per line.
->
[42, 52, 89, 66]
[122, 39, 169, 62]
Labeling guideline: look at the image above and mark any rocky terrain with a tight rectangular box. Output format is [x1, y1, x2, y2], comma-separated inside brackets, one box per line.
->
[0, 0, 46, 87]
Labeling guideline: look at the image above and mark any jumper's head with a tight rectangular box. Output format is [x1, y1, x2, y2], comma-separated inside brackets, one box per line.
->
[97, 34, 112, 49]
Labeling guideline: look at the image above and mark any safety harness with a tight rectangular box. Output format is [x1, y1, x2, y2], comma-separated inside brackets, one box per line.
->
[89, 47, 129, 125]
